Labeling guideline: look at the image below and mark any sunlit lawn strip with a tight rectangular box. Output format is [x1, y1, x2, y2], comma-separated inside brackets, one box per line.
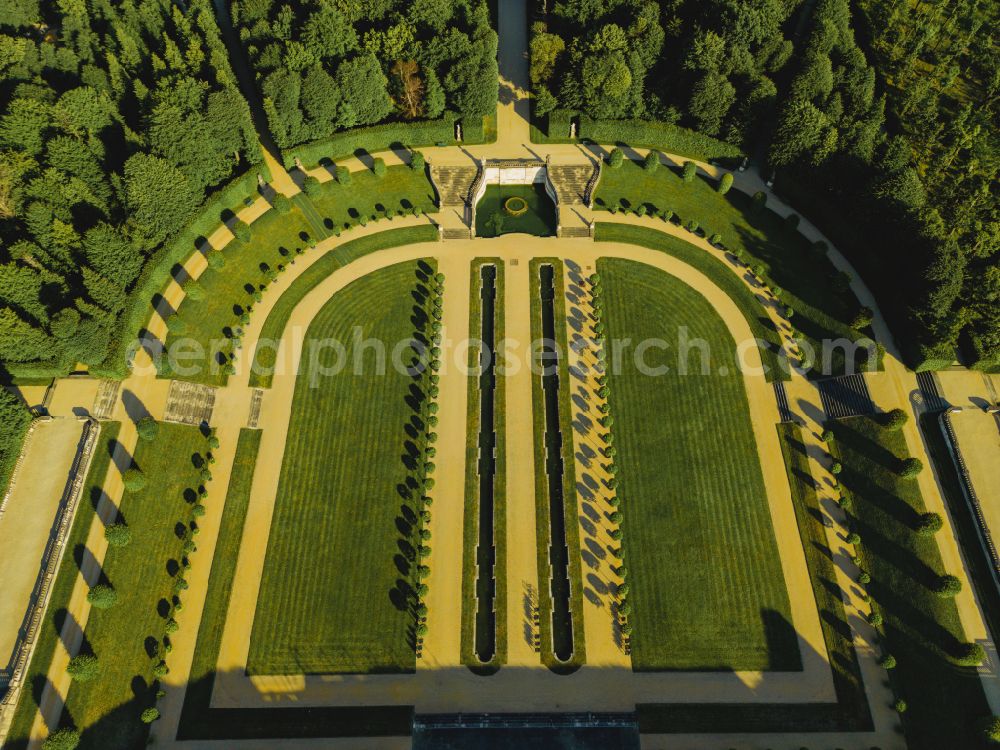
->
[63, 423, 206, 750]
[600, 258, 797, 671]
[248, 225, 440, 388]
[247, 260, 433, 675]
[461, 258, 507, 669]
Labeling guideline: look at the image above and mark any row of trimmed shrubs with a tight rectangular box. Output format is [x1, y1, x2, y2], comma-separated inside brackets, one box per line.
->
[585, 273, 633, 640]
[46, 422, 219, 750]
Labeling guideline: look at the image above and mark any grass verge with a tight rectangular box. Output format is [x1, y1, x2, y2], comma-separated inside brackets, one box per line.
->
[594, 160, 876, 377]
[62, 423, 208, 750]
[3, 423, 121, 750]
[830, 415, 991, 749]
[461, 258, 507, 670]
[248, 225, 440, 389]
[599, 258, 797, 671]
[528, 257, 587, 671]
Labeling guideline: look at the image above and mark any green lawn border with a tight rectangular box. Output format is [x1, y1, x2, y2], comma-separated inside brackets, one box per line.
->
[176, 428, 413, 739]
[460, 258, 508, 670]
[284, 114, 494, 170]
[248, 225, 440, 388]
[531, 110, 742, 164]
[829, 414, 992, 749]
[2, 423, 122, 750]
[593, 222, 786, 381]
[528, 257, 587, 671]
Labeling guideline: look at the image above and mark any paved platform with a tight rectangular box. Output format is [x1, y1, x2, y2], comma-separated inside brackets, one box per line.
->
[949, 408, 1000, 531]
[0, 418, 85, 671]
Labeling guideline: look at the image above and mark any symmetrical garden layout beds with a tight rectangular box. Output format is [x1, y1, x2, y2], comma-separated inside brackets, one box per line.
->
[152, 230, 881, 744]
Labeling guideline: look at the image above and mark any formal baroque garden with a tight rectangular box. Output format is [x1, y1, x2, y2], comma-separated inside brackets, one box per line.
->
[1, 1, 998, 749]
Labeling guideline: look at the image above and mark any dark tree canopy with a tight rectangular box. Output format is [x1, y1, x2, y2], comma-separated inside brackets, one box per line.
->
[235, 0, 497, 149]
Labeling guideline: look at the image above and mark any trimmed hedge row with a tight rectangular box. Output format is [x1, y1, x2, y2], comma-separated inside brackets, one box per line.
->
[0, 387, 32, 498]
[540, 111, 743, 163]
[97, 169, 269, 379]
[284, 114, 490, 169]
[579, 117, 742, 162]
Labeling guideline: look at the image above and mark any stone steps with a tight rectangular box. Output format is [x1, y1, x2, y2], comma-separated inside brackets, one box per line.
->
[430, 166, 480, 207]
[547, 164, 597, 206]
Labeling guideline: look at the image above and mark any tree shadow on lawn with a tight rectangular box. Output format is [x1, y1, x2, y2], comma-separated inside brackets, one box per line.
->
[386, 262, 438, 655]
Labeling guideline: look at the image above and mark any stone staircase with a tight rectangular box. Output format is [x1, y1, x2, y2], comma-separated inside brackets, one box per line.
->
[559, 226, 591, 239]
[547, 163, 598, 206]
[430, 165, 480, 207]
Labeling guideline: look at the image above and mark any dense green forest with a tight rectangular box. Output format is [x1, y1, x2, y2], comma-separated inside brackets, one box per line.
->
[533, 0, 999, 368]
[231, 0, 499, 150]
[0, 0, 260, 375]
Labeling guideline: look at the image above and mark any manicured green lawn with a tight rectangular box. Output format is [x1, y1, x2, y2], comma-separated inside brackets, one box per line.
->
[599, 258, 798, 671]
[248, 260, 433, 675]
[165, 165, 438, 388]
[308, 164, 438, 232]
[163, 204, 312, 386]
[595, 161, 875, 377]
[248, 225, 440, 388]
[177, 427, 412, 739]
[594, 222, 785, 380]
[831, 415, 991, 749]
[4, 423, 121, 750]
[179, 428, 260, 735]
[461, 258, 508, 669]
[64, 422, 208, 750]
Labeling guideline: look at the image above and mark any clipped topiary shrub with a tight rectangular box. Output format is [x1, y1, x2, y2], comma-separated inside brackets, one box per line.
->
[104, 523, 131, 547]
[302, 175, 322, 198]
[136, 416, 158, 442]
[883, 408, 908, 430]
[981, 715, 1000, 744]
[42, 729, 80, 750]
[681, 160, 697, 182]
[141, 707, 160, 723]
[67, 654, 99, 681]
[87, 584, 118, 609]
[373, 157, 387, 177]
[410, 151, 425, 170]
[643, 150, 660, 173]
[123, 467, 146, 492]
[955, 642, 987, 666]
[916, 511, 943, 536]
[717, 172, 733, 194]
[934, 574, 962, 597]
[607, 147, 624, 168]
[232, 219, 251, 243]
[897, 457, 923, 478]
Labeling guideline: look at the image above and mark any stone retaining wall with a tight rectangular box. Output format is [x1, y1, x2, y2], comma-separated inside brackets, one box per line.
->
[0, 418, 101, 738]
